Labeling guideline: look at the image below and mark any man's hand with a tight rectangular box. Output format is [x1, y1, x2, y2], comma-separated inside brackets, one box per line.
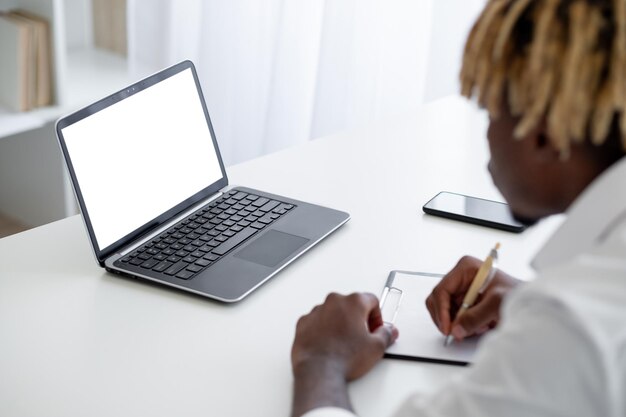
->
[426, 256, 522, 341]
[291, 292, 398, 417]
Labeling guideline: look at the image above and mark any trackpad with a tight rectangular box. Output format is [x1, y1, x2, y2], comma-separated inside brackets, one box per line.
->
[234, 230, 310, 267]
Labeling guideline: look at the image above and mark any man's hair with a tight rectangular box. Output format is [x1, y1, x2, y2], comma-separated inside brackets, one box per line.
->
[460, 0, 626, 158]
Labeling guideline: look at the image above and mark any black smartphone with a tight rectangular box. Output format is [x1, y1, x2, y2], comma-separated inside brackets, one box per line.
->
[422, 191, 527, 233]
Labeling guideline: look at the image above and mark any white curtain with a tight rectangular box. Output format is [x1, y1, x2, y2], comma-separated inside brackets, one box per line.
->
[127, 0, 484, 166]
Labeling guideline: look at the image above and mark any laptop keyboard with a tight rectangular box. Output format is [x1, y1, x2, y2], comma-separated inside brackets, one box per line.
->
[117, 190, 295, 280]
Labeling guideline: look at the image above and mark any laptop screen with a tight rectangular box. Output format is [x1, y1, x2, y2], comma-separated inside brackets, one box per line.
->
[60, 67, 224, 251]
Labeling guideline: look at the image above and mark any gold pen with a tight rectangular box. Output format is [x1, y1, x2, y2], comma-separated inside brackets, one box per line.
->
[444, 243, 500, 346]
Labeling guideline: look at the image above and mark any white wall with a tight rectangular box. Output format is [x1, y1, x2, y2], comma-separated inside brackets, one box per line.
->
[128, 0, 486, 166]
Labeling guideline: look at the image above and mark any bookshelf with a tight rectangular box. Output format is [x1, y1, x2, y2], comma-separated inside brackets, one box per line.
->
[0, 0, 138, 139]
[0, 0, 151, 227]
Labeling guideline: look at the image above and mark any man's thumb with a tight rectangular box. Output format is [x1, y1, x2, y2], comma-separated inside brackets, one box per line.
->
[373, 323, 399, 349]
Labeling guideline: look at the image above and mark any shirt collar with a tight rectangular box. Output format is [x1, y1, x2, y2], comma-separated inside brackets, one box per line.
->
[532, 156, 626, 271]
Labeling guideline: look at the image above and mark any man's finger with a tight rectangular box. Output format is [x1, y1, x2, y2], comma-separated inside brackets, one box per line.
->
[455, 293, 501, 338]
[371, 323, 399, 351]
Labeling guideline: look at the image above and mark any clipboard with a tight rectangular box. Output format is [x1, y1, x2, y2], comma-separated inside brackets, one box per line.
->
[380, 270, 479, 366]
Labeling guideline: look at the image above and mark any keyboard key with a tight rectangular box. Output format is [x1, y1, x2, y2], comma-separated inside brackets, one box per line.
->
[258, 216, 273, 225]
[176, 270, 195, 280]
[215, 235, 228, 242]
[180, 228, 193, 234]
[223, 220, 236, 227]
[269, 213, 280, 220]
[252, 197, 268, 207]
[187, 264, 203, 273]
[199, 245, 214, 253]
[223, 230, 236, 237]
[191, 239, 204, 247]
[231, 225, 244, 232]
[165, 261, 188, 276]
[250, 222, 266, 229]
[246, 195, 259, 201]
[171, 243, 183, 250]
[203, 253, 220, 262]
[188, 233, 200, 240]
[231, 215, 243, 222]
[154, 254, 167, 261]
[232, 204, 245, 211]
[215, 225, 228, 232]
[238, 220, 251, 227]
[140, 259, 159, 269]
[209, 218, 222, 225]
[218, 213, 230, 220]
[196, 259, 212, 267]
[175, 250, 189, 257]
[179, 238, 192, 245]
[191, 251, 204, 258]
[121, 256, 133, 263]
[232, 192, 248, 200]
[218, 203, 230, 210]
[259, 200, 280, 212]
[182, 256, 197, 263]
[212, 227, 258, 256]
[252, 210, 265, 217]
[129, 258, 144, 266]
[167, 255, 182, 263]
[153, 261, 172, 272]
[155, 243, 168, 250]
[138, 253, 152, 261]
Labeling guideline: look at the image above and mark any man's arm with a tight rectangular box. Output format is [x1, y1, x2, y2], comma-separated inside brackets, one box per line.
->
[291, 293, 398, 417]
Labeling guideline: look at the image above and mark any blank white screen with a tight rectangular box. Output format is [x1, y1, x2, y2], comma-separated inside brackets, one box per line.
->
[62, 68, 223, 250]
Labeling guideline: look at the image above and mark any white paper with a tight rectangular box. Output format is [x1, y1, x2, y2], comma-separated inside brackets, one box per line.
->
[381, 271, 479, 364]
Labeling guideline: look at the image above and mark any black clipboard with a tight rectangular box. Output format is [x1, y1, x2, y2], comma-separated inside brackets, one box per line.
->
[380, 270, 478, 366]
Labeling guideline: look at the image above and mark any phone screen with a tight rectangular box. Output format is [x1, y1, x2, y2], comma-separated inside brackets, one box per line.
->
[423, 192, 526, 233]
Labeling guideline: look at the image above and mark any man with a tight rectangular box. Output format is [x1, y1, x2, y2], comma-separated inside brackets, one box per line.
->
[291, 0, 626, 416]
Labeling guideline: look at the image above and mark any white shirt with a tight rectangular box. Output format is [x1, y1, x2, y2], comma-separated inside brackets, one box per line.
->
[303, 156, 626, 417]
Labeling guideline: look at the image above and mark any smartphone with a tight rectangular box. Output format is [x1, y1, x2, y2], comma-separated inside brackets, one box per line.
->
[422, 191, 527, 233]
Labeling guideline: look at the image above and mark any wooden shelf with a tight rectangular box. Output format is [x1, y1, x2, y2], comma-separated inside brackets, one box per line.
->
[0, 46, 138, 140]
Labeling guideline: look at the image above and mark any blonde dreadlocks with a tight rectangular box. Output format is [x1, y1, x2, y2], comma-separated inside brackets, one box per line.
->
[460, 0, 626, 158]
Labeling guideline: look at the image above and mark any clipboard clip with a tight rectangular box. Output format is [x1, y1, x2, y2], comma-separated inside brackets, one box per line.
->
[380, 286, 403, 325]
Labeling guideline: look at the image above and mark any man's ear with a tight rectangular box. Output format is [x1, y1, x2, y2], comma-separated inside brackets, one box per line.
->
[530, 122, 560, 162]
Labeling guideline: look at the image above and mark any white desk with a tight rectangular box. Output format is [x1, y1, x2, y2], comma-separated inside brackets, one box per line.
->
[0, 96, 561, 417]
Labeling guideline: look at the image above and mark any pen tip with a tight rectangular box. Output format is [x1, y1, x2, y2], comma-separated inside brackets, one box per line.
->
[444, 335, 453, 346]
[495, 242, 501, 251]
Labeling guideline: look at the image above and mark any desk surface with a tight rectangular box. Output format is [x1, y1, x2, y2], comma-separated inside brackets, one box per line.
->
[0, 96, 561, 417]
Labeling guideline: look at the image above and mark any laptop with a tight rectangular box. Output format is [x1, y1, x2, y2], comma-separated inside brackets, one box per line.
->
[56, 60, 350, 302]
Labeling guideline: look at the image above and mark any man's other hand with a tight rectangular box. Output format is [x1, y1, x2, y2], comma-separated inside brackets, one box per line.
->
[292, 292, 399, 381]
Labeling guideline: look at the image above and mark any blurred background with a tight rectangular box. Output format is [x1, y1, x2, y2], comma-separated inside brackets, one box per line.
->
[0, 0, 484, 237]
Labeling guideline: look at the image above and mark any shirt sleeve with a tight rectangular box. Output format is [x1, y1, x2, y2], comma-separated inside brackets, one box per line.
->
[389, 284, 608, 417]
[301, 407, 357, 417]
